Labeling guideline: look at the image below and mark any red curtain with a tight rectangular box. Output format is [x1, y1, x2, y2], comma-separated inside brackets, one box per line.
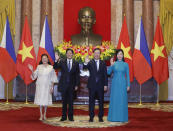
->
[64, 0, 111, 41]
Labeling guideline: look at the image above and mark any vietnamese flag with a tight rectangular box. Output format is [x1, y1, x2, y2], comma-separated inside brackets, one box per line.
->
[117, 16, 133, 82]
[150, 17, 169, 85]
[16, 16, 36, 85]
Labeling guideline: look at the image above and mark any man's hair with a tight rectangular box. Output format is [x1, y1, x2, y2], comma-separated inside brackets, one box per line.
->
[93, 48, 101, 53]
[66, 48, 74, 54]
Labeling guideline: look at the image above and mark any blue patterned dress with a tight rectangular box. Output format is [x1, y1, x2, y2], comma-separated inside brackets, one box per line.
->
[107, 60, 130, 122]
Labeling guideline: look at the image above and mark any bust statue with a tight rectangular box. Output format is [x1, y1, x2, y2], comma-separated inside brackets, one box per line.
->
[71, 7, 102, 46]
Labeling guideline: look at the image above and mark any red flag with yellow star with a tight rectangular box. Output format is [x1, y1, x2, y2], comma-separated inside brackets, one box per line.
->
[16, 16, 36, 85]
[117, 16, 133, 82]
[150, 17, 169, 85]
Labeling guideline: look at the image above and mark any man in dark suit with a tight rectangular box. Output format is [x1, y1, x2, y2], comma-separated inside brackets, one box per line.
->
[84, 48, 108, 122]
[54, 48, 80, 121]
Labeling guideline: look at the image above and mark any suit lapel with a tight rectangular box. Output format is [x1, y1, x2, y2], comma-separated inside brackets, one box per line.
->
[71, 60, 75, 72]
[93, 59, 102, 72]
[92, 59, 98, 73]
[65, 59, 74, 72]
[65, 59, 68, 72]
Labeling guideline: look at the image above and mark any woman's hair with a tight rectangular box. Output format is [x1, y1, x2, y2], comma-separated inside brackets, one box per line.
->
[39, 54, 51, 65]
[115, 49, 125, 62]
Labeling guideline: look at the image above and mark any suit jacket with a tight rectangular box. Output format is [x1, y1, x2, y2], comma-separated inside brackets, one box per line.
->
[53, 59, 80, 92]
[83, 59, 108, 90]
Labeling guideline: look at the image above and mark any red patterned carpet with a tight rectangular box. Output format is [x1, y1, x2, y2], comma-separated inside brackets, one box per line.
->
[0, 103, 173, 131]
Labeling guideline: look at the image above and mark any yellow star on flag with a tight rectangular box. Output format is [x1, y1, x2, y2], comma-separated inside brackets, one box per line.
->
[121, 42, 132, 60]
[18, 42, 34, 63]
[151, 41, 165, 61]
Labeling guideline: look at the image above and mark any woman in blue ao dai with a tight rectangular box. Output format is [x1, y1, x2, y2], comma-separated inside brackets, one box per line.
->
[107, 49, 130, 122]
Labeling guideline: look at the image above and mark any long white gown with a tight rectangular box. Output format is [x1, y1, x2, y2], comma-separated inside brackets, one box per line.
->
[31, 64, 58, 106]
[168, 47, 173, 100]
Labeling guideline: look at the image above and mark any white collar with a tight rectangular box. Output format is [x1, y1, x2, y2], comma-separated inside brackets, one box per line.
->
[67, 59, 72, 62]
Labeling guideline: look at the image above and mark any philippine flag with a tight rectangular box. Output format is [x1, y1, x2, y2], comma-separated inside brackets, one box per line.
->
[37, 16, 55, 65]
[0, 17, 17, 83]
[133, 18, 152, 85]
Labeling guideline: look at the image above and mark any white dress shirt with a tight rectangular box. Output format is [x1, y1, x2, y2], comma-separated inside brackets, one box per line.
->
[95, 59, 100, 71]
[67, 59, 73, 70]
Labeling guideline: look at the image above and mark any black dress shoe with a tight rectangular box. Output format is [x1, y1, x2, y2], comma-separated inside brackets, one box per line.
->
[69, 119, 74, 121]
[99, 118, 103, 122]
[69, 118, 74, 121]
[60, 118, 67, 121]
[89, 118, 93, 122]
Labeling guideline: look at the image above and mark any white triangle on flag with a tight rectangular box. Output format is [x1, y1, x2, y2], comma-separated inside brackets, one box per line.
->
[135, 20, 141, 50]
[40, 19, 46, 48]
[0, 22, 7, 48]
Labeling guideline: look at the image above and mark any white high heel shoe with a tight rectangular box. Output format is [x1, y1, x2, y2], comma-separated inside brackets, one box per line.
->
[39, 115, 43, 121]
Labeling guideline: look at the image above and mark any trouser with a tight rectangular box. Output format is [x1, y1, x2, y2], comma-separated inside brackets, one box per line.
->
[61, 87, 74, 119]
[89, 88, 104, 119]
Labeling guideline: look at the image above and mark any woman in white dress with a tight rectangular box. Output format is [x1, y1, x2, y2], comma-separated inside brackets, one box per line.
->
[28, 54, 58, 120]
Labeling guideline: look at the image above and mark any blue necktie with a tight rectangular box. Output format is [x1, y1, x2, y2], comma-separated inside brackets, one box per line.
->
[95, 60, 99, 83]
[68, 60, 71, 72]
[95, 60, 99, 71]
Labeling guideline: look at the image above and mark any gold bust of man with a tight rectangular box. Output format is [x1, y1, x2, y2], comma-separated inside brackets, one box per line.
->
[71, 7, 102, 46]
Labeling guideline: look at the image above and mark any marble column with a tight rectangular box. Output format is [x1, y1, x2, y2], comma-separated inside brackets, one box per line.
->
[111, 0, 116, 45]
[123, 0, 134, 51]
[40, 0, 52, 35]
[142, 0, 154, 51]
[21, 0, 32, 34]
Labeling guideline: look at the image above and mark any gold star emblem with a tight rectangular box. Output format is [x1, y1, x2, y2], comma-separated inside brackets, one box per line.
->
[18, 42, 34, 63]
[151, 41, 165, 61]
[120, 42, 132, 60]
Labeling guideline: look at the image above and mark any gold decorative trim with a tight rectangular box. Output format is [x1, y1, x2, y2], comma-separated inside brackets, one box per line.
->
[42, 116, 127, 128]
[0, 102, 173, 113]
[128, 103, 173, 112]
[0, 103, 22, 111]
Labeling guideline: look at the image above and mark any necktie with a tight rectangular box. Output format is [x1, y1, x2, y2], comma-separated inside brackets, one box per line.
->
[95, 60, 99, 83]
[95, 60, 99, 71]
[68, 60, 71, 72]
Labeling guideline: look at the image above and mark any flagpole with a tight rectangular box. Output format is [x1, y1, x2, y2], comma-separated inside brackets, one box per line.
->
[5, 83, 9, 104]
[138, 84, 142, 106]
[25, 84, 29, 104]
[156, 84, 160, 106]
